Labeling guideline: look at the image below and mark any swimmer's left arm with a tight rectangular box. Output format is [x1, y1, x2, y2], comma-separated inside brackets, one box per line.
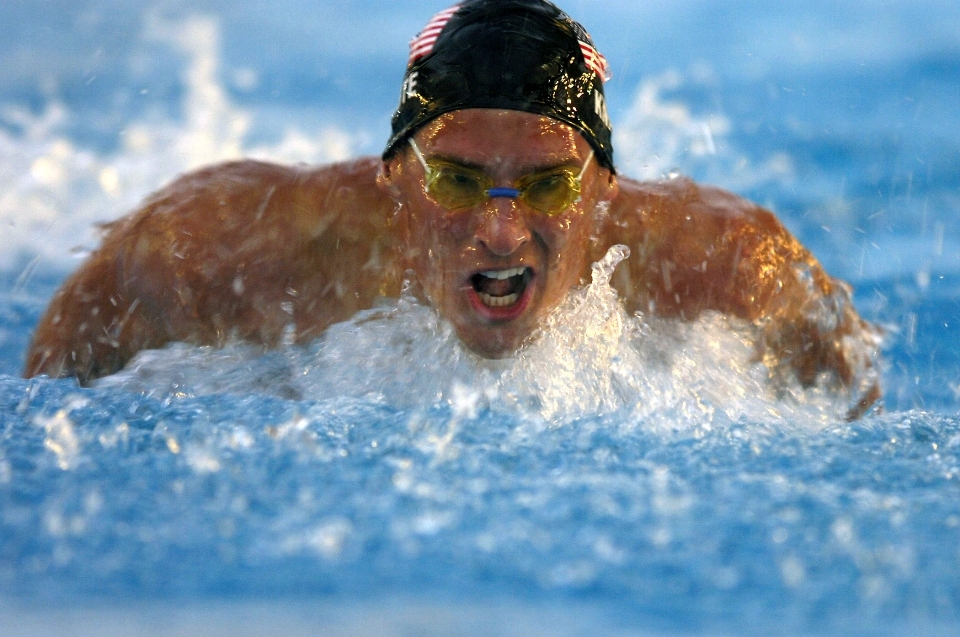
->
[598, 177, 882, 418]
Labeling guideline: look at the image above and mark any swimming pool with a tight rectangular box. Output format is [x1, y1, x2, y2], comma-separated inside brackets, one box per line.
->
[2, 1, 959, 635]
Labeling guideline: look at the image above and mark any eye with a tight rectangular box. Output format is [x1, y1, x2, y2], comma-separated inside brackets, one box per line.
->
[521, 171, 579, 214]
[451, 172, 477, 187]
[428, 166, 488, 209]
[526, 174, 565, 193]
[436, 169, 482, 191]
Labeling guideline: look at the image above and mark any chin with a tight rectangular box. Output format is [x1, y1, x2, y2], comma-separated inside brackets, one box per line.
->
[458, 328, 527, 360]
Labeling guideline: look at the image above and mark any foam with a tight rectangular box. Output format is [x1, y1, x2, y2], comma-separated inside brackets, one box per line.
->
[97, 246, 858, 429]
[0, 14, 363, 272]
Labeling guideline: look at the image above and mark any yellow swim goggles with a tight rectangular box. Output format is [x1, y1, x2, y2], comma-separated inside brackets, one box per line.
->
[408, 138, 594, 216]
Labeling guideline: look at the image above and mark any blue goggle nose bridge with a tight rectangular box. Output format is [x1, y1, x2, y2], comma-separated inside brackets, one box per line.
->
[486, 187, 521, 199]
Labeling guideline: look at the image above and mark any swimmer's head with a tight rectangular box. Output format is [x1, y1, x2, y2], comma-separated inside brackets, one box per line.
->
[383, 0, 614, 173]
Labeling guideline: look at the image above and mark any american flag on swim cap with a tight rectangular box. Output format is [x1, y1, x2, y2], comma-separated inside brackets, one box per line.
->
[386, 0, 616, 172]
[565, 15, 611, 81]
[578, 39, 611, 82]
[408, 4, 462, 66]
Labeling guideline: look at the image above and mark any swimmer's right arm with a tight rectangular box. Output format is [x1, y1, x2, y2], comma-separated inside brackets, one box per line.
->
[24, 158, 401, 384]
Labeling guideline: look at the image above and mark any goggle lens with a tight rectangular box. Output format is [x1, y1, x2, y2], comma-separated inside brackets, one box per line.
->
[425, 163, 491, 210]
[409, 139, 591, 216]
[516, 171, 581, 215]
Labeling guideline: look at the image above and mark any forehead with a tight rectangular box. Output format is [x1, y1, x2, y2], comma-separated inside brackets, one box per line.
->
[414, 109, 590, 168]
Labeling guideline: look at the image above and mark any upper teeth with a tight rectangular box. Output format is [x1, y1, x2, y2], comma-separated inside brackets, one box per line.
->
[479, 267, 527, 280]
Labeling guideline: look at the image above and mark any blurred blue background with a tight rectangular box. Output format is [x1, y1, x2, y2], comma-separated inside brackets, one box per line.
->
[1, 2, 960, 635]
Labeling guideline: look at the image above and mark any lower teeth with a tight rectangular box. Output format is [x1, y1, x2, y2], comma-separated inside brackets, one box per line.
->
[478, 292, 519, 307]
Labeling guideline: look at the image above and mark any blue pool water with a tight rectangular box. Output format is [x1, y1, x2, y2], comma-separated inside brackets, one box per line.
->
[2, 1, 960, 635]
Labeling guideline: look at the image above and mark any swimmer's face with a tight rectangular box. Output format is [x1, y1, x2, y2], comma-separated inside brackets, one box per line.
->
[378, 109, 618, 358]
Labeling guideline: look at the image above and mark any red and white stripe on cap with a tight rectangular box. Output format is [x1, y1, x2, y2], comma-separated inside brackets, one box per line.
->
[578, 40, 611, 82]
[408, 4, 462, 66]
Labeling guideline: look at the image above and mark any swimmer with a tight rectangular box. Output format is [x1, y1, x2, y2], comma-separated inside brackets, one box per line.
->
[24, 0, 882, 418]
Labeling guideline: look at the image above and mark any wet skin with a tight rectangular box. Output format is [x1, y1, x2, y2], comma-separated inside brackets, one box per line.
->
[24, 108, 881, 417]
[377, 111, 618, 358]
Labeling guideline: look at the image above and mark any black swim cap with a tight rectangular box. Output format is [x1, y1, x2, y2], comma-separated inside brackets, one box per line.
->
[384, 0, 615, 172]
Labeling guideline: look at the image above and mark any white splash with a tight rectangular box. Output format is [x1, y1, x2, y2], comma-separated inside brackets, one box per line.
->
[613, 67, 794, 191]
[98, 246, 855, 430]
[32, 394, 88, 470]
[0, 14, 363, 272]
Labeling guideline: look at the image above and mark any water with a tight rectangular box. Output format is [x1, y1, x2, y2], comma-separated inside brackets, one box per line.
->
[2, 1, 960, 635]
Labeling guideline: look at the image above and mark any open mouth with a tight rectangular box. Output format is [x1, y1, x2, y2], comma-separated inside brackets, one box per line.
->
[470, 267, 533, 309]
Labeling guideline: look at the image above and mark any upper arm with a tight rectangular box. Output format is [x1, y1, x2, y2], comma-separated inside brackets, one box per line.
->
[596, 176, 882, 413]
[25, 157, 400, 382]
[598, 176, 831, 323]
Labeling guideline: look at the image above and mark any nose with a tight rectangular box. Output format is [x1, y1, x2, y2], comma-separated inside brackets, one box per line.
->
[473, 199, 531, 257]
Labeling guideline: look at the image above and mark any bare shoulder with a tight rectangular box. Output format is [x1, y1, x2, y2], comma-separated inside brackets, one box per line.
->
[112, 157, 392, 245]
[596, 176, 816, 320]
[596, 175, 881, 418]
[25, 156, 401, 382]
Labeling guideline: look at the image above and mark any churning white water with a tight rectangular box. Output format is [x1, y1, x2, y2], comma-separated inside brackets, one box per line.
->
[97, 244, 862, 429]
[2, 3, 960, 636]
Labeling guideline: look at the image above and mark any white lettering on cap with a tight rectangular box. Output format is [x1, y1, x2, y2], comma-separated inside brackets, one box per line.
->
[594, 90, 611, 129]
[401, 71, 419, 104]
